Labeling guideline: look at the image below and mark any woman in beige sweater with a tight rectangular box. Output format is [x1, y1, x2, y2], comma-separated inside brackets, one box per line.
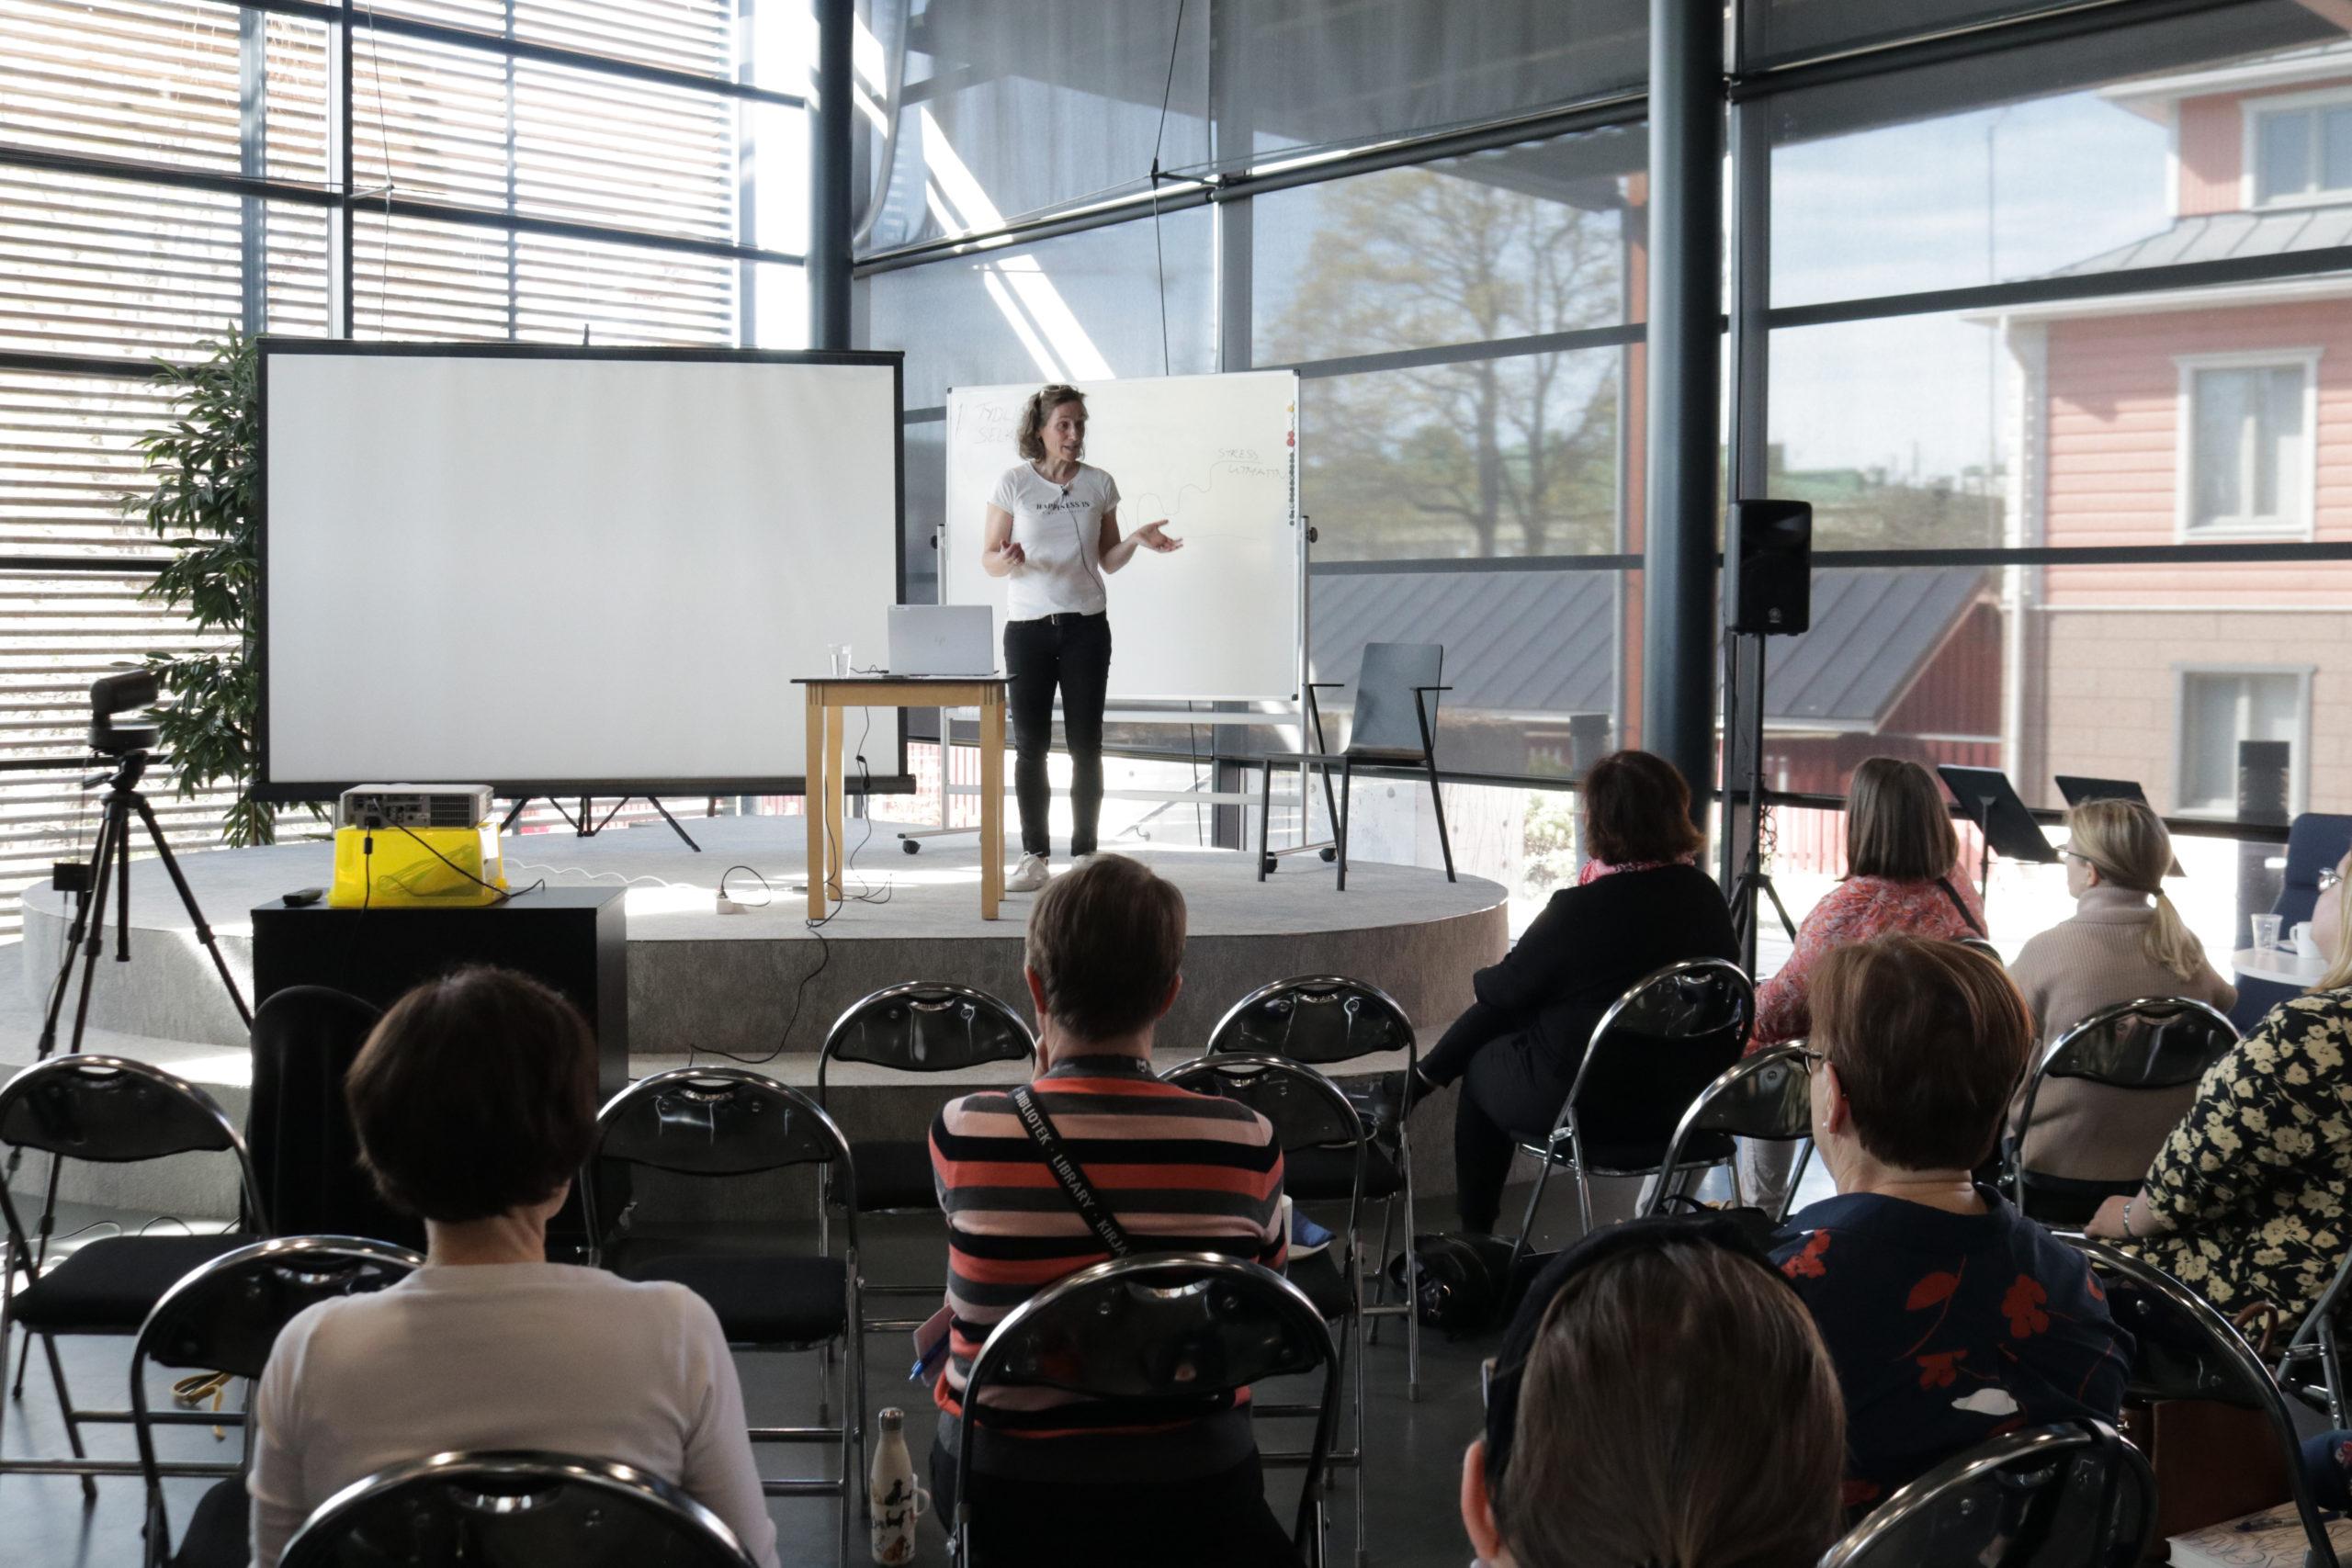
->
[2005, 799, 2234, 1214]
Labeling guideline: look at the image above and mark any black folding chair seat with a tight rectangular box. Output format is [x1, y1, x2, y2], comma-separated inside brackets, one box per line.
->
[1283, 1142, 1400, 1201]
[844, 1137, 938, 1212]
[614, 1251, 850, 1347]
[1569, 1129, 1735, 1176]
[13, 1232, 256, 1333]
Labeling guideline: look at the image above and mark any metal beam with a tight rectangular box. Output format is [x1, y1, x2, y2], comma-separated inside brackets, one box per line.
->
[1640, 0, 1722, 804]
[808, 0, 853, 348]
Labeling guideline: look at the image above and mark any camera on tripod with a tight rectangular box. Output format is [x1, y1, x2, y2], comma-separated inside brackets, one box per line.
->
[88, 668, 159, 758]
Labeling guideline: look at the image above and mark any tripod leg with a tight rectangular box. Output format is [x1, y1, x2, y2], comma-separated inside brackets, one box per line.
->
[130, 794, 251, 1028]
[1760, 875, 1798, 944]
[645, 795, 702, 852]
[32, 801, 114, 1060]
[501, 796, 531, 832]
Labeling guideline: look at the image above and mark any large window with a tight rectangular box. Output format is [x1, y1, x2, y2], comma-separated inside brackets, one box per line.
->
[0, 0, 808, 936]
[2177, 667, 2308, 817]
[2180, 354, 2315, 538]
[2251, 93, 2352, 207]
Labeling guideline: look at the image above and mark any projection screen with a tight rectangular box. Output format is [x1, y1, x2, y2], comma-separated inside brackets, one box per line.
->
[257, 344, 905, 800]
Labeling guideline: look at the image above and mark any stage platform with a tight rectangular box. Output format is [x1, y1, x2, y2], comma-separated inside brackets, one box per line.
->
[9, 816, 1503, 1216]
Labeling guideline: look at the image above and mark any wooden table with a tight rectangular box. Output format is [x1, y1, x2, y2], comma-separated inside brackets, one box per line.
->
[797, 675, 1008, 920]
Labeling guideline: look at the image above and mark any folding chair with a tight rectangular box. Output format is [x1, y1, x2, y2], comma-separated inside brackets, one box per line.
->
[1820, 1421, 2154, 1568]
[130, 1235, 422, 1568]
[1256, 641, 1454, 890]
[278, 1450, 758, 1568]
[2279, 1249, 2352, 1427]
[244, 986, 421, 1250]
[1503, 958, 1754, 1269]
[1640, 1044, 1813, 1221]
[815, 981, 1034, 1332]
[1164, 1054, 1370, 1566]
[0, 1055, 267, 1494]
[2005, 997, 2238, 1227]
[1208, 974, 1422, 1398]
[1957, 935, 2004, 963]
[953, 1253, 1340, 1567]
[2074, 1239, 2342, 1568]
[583, 1067, 862, 1562]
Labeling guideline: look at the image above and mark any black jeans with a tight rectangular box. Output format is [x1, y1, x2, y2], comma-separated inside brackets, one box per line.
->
[1003, 611, 1111, 858]
[1426, 1003, 1574, 1235]
[931, 1439, 1295, 1568]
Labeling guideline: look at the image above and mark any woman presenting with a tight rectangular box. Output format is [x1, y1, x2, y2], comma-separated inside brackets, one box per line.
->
[983, 383, 1181, 892]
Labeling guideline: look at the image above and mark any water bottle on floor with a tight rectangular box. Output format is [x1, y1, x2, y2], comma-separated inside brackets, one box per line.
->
[869, 1405, 927, 1564]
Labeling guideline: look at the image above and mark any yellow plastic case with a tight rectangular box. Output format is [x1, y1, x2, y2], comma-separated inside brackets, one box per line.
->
[328, 824, 507, 908]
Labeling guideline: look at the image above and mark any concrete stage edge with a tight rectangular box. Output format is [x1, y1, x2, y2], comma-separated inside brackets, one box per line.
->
[16, 815, 1507, 1058]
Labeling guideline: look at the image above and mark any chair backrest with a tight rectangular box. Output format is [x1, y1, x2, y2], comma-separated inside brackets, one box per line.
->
[2273, 811, 2352, 929]
[247, 986, 421, 1249]
[1645, 1045, 1810, 1213]
[2075, 1239, 2342, 1568]
[1347, 641, 1443, 757]
[1562, 959, 1756, 1154]
[956, 1254, 1338, 1554]
[278, 1450, 757, 1568]
[1819, 1421, 2154, 1568]
[1958, 935, 2004, 963]
[1161, 1055, 1363, 1156]
[0, 1055, 266, 1248]
[815, 981, 1035, 1098]
[1206, 975, 1416, 1068]
[585, 1068, 855, 1254]
[2010, 998, 2239, 1193]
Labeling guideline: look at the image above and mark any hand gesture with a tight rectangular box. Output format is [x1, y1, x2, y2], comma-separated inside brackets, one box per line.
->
[991, 540, 1026, 570]
[1134, 521, 1183, 553]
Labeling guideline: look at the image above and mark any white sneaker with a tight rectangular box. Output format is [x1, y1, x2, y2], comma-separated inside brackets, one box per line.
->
[1006, 852, 1050, 893]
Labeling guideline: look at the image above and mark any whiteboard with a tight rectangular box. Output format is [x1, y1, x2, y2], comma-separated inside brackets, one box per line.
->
[943, 371, 1301, 702]
[259, 344, 904, 797]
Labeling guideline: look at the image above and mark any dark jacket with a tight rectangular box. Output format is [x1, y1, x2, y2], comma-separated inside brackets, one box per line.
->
[1424, 863, 1739, 1088]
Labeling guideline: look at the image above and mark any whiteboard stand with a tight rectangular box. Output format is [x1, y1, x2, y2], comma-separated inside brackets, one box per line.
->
[500, 794, 703, 852]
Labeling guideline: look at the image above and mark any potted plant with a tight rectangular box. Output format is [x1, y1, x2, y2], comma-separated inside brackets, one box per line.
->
[131, 330, 283, 846]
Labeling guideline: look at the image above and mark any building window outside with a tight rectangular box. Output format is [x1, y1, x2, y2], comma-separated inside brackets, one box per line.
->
[2176, 668, 2307, 817]
[2177, 354, 2316, 538]
[2251, 96, 2352, 207]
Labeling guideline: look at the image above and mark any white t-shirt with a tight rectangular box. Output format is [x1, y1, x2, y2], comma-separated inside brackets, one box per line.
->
[989, 461, 1119, 620]
[247, 1262, 780, 1568]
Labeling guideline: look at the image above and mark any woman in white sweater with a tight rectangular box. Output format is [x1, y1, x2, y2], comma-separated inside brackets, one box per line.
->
[247, 968, 779, 1568]
[2005, 798, 2233, 1210]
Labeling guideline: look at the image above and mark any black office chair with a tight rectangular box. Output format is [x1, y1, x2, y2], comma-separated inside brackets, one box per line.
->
[277, 1450, 759, 1567]
[1505, 958, 1755, 1268]
[815, 981, 1035, 1332]
[2005, 997, 2237, 1226]
[130, 1236, 423, 1568]
[1257, 640, 1453, 890]
[2073, 1239, 2342, 1568]
[1641, 1044, 1814, 1221]
[245, 987, 422, 1251]
[1818, 1421, 2154, 1568]
[583, 1066, 862, 1562]
[1163, 1054, 1369, 1566]
[954, 1253, 1340, 1568]
[1208, 975, 1423, 1398]
[0, 1055, 268, 1495]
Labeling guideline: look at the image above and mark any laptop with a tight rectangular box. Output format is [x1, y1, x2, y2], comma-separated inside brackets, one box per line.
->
[886, 604, 996, 676]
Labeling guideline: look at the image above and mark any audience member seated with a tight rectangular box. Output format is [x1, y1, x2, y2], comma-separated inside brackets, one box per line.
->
[1773, 936, 2132, 1513]
[247, 967, 778, 1568]
[926, 853, 1291, 1568]
[1461, 1213, 1846, 1568]
[1746, 756, 1986, 1211]
[2085, 846, 2352, 1327]
[2005, 797, 2234, 1205]
[1398, 750, 1735, 1235]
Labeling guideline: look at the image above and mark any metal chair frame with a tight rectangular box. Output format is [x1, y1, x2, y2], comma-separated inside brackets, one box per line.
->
[0, 1054, 268, 1494]
[953, 1253, 1341, 1568]
[1819, 1420, 2154, 1568]
[1255, 642, 1456, 891]
[582, 1066, 863, 1564]
[2279, 1248, 2352, 1427]
[1164, 1054, 1369, 1566]
[2072, 1238, 2342, 1568]
[130, 1235, 424, 1567]
[2004, 996, 2239, 1219]
[277, 1449, 759, 1568]
[1207, 975, 1423, 1400]
[813, 981, 1035, 1334]
[1505, 958, 1756, 1269]
[1640, 1044, 1814, 1222]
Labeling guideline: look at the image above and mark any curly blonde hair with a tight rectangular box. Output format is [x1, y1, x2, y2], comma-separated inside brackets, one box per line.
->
[1016, 384, 1087, 462]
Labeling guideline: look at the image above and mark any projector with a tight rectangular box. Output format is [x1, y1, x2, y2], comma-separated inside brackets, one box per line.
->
[337, 784, 494, 832]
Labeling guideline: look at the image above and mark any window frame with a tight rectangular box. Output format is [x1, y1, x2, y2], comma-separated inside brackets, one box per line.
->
[2241, 86, 2352, 211]
[2171, 662, 2312, 818]
[2172, 347, 2322, 543]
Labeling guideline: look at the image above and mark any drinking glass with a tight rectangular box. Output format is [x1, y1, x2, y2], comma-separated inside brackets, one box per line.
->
[2251, 912, 2282, 954]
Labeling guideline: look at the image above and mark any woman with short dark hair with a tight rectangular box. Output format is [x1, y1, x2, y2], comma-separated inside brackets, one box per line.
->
[1772, 936, 2130, 1511]
[1405, 750, 1736, 1234]
[246, 967, 778, 1568]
